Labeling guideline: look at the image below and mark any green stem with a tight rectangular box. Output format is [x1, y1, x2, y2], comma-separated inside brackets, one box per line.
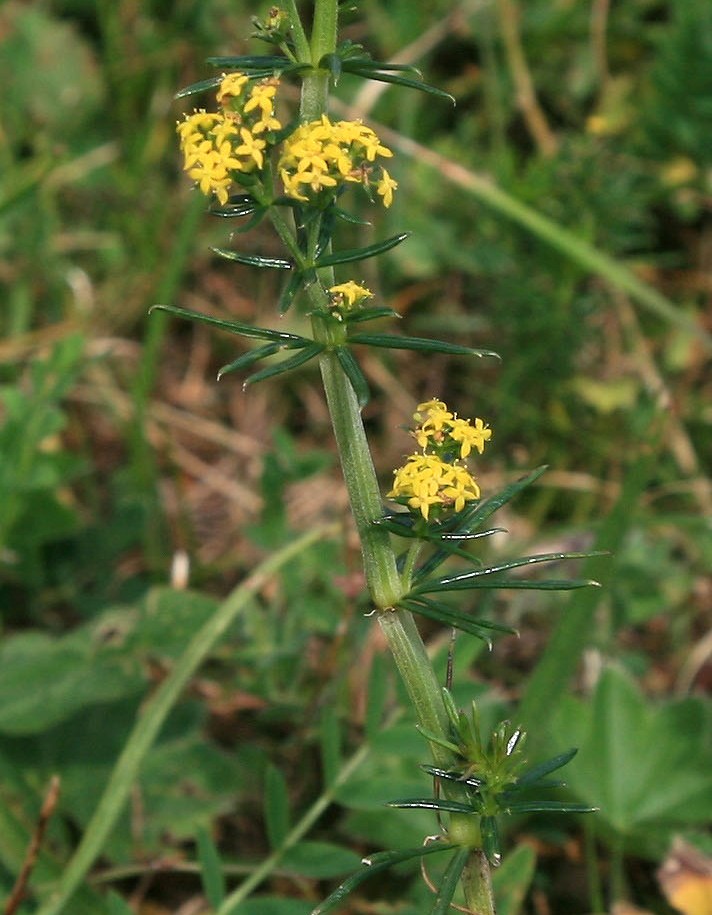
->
[460, 850, 497, 915]
[283, 0, 311, 62]
[34, 526, 335, 915]
[296, 2, 493, 908]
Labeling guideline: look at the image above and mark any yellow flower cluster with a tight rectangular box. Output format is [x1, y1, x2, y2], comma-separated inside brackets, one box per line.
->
[328, 280, 373, 315]
[388, 400, 491, 520]
[389, 454, 480, 521]
[177, 73, 282, 205]
[413, 399, 492, 458]
[278, 115, 397, 206]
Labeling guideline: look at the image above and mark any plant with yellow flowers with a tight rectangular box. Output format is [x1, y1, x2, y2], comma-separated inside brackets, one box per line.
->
[151, 3, 600, 912]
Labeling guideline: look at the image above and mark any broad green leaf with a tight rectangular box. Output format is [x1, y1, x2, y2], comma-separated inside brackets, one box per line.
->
[211, 247, 291, 269]
[349, 331, 499, 358]
[150, 304, 309, 345]
[493, 843, 537, 915]
[106, 891, 136, 915]
[0, 632, 143, 735]
[364, 654, 388, 741]
[280, 841, 361, 878]
[226, 898, 312, 915]
[217, 342, 282, 381]
[334, 346, 370, 408]
[264, 764, 290, 850]
[551, 666, 712, 844]
[320, 707, 342, 788]
[311, 842, 455, 914]
[315, 232, 410, 267]
[196, 826, 226, 909]
[243, 343, 324, 386]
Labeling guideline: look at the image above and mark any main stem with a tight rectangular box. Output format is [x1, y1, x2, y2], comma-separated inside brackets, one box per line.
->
[298, 1, 494, 910]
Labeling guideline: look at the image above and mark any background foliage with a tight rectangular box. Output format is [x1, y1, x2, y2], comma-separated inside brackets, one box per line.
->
[1, 1, 710, 913]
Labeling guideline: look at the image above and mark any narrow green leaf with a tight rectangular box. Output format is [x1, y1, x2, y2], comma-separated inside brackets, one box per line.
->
[407, 598, 516, 635]
[315, 232, 410, 267]
[334, 346, 370, 408]
[515, 749, 578, 788]
[401, 598, 515, 644]
[437, 528, 505, 542]
[416, 726, 461, 757]
[387, 797, 475, 814]
[320, 707, 342, 788]
[431, 847, 470, 915]
[503, 801, 597, 814]
[150, 304, 309, 345]
[482, 816, 501, 865]
[175, 75, 223, 99]
[206, 55, 308, 74]
[341, 63, 455, 103]
[278, 269, 304, 315]
[334, 206, 372, 226]
[414, 467, 549, 582]
[311, 842, 455, 915]
[349, 332, 499, 358]
[412, 551, 606, 594]
[344, 307, 400, 324]
[264, 764, 290, 850]
[421, 765, 484, 789]
[217, 207, 268, 234]
[244, 343, 324, 387]
[216, 342, 282, 380]
[336, 57, 422, 76]
[211, 247, 292, 269]
[196, 826, 226, 909]
[372, 515, 418, 537]
[414, 577, 600, 594]
[209, 195, 259, 218]
[320, 52, 343, 81]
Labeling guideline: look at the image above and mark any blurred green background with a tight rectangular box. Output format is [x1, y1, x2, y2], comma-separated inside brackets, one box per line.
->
[0, 1, 710, 913]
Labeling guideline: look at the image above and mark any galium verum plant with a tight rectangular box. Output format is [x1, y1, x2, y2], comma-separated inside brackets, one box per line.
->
[155, 3, 600, 912]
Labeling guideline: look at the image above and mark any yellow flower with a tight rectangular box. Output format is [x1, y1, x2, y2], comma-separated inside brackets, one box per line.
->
[187, 150, 234, 205]
[234, 127, 266, 170]
[216, 72, 249, 107]
[449, 416, 492, 458]
[376, 168, 398, 207]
